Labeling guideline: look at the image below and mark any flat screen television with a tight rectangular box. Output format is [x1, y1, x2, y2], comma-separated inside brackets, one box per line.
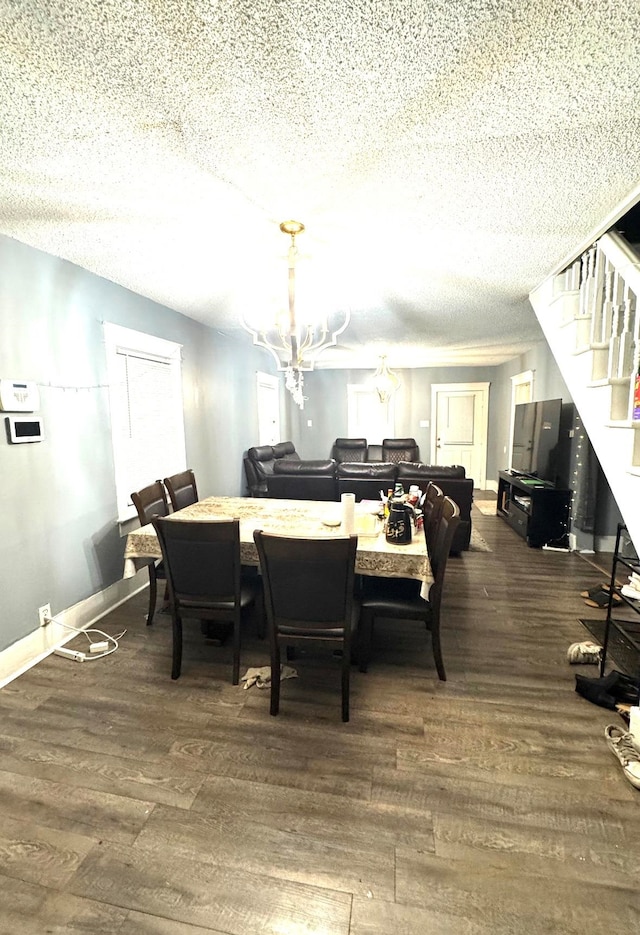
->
[511, 398, 562, 482]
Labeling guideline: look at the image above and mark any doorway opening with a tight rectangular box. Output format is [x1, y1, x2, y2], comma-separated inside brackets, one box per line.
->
[430, 383, 490, 489]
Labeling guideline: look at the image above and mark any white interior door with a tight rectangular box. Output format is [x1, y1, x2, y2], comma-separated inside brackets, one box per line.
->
[347, 385, 395, 441]
[431, 383, 489, 488]
[509, 370, 534, 469]
[256, 372, 280, 445]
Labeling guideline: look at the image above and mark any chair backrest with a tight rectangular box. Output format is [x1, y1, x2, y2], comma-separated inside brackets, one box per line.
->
[131, 480, 170, 525]
[153, 516, 241, 603]
[382, 438, 420, 463]
[332, 437, 368, 463]
[428, 497, 461, 606]
[423, 482, 444, 558]
[254, 530, 358, 633]
[164, 469, 198, 511]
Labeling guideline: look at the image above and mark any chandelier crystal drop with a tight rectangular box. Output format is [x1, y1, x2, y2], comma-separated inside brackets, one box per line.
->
[372, 355, 401, 403]
[242, 220, 350, 409]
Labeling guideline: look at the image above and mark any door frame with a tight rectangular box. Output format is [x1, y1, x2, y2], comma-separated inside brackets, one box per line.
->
[430, 382, 490, 489]
[509, 370, 535, 470]
[256, 371, 280, 446]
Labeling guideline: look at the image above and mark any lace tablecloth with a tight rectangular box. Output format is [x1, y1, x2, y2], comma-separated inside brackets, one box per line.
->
[124, 496, 432, 594]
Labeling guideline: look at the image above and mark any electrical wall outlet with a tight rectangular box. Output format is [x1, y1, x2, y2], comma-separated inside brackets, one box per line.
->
[38, 603, 51, 627]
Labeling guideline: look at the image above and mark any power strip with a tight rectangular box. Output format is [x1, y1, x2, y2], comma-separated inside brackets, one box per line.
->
[54, 647, 86, 662]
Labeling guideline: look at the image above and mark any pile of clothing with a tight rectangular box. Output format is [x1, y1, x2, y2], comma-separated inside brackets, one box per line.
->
[575, 669, 640, 711]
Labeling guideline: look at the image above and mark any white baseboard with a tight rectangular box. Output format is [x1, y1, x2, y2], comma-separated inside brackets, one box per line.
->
[485, 479, 499, 494]
[0, 575, 146, 689]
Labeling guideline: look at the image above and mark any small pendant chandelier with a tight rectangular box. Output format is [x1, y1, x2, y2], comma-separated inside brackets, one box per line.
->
[242, 220, 350, 409]
[372, 355, 401, 403]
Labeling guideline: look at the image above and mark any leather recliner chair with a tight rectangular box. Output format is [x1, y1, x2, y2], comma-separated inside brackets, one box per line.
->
[382, 437, 420, 463]
[331, 438, 368, 463]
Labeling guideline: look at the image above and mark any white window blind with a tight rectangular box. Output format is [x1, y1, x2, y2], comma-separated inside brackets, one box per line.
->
[105, 324, 187, 519]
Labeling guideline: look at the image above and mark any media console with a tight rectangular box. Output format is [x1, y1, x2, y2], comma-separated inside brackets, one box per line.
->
[497, 470, 571, 548]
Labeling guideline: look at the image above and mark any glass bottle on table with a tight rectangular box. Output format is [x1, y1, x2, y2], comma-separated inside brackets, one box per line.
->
[384, 488, 393, 519]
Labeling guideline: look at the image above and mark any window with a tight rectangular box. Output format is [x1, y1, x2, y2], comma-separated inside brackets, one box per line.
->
[104, 323, 187, 520]
[347, 384, 395, 440]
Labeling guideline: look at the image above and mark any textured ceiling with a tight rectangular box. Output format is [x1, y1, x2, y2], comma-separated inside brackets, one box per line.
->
[1, 1, 639, 368]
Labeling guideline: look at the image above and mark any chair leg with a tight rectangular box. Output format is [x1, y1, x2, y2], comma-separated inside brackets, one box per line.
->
[341, 644, 351, 723]
[255, 589, 266, 640]
[147, 566, 157, 625]
[431, 626, 446, 681]
[171, 616, 183, 680]
[232, 613, 241, 686]
[270, 643, 281, 716]
[359, 609, 374, 673]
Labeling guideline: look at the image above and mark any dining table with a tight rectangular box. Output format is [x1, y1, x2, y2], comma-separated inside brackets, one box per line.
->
[123, 496, 433, 597]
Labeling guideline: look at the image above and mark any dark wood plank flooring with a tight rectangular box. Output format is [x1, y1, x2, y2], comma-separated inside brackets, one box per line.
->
[1, 507, 638, 934]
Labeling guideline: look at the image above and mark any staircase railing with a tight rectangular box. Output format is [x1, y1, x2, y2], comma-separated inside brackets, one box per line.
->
[555, 231, 640, 422]
[531, 230, 640, 552]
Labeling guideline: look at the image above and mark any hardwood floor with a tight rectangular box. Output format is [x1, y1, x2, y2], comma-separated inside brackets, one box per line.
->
[1, 507, 638, 934]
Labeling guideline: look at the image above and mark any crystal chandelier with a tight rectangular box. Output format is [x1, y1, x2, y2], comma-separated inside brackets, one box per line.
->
[372, 355, 401, 403]
[242, 220, 350, 409]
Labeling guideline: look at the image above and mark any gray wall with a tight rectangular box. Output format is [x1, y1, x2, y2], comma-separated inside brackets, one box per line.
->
[0, 235, 266, 653]
[287, 349, 573, 484]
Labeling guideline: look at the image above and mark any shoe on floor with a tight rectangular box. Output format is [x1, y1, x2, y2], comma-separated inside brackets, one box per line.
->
[580, 583, 610, 599]
[604, 725, 640, 790]
[567, 640, 602, 664]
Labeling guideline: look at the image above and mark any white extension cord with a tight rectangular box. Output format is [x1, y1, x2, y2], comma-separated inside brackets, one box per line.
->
[48, 616, 126, 662]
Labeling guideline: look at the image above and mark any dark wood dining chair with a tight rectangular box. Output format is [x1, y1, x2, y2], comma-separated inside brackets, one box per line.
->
[253, 530, 359, 722]
[164, 469, 199, 511]
[423, 482, 445, 559]
[153, 516, 259, 685]
[131, 480, 170, 624]
[358, 497, 460, 680]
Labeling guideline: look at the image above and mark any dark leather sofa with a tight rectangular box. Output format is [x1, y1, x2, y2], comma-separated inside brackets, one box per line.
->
[262, 458, 474, 552]
[395, 462, 473, 552]
[331, 437, 420, 463]
[336, 461, 397, 501]
[267, 459, 337, 501]
[331, 438, 368, 462]
[243, 441, 300, 497]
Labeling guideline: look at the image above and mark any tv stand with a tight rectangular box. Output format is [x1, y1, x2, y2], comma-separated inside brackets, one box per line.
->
[497, 470, 571, 548]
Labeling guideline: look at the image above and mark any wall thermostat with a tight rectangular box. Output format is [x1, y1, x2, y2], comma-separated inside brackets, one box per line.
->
[0, 379, 40, 412]
[5, 415, 44, 444]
